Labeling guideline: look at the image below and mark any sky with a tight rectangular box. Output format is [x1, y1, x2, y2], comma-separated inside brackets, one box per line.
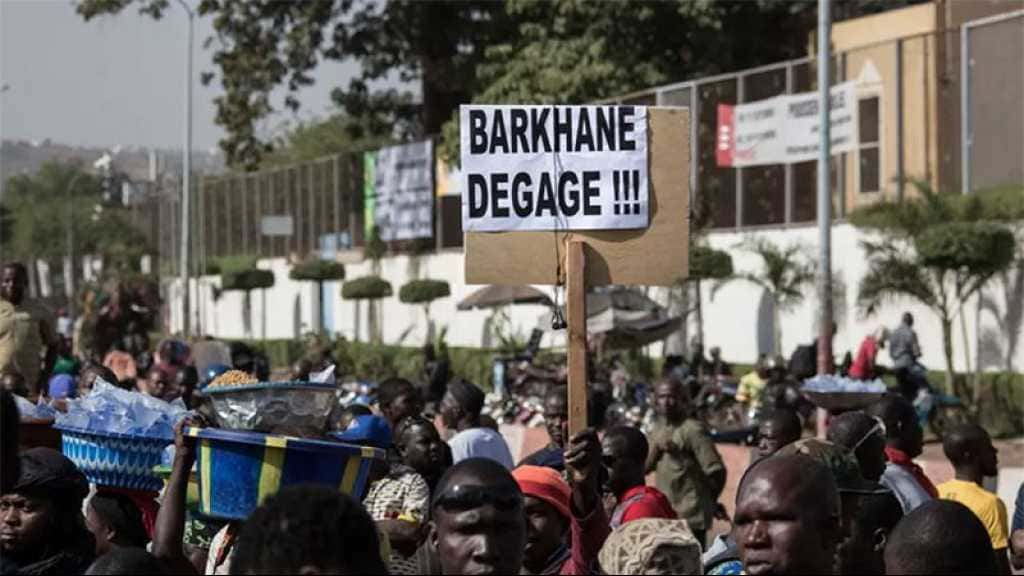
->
[0, 0, 366, 153]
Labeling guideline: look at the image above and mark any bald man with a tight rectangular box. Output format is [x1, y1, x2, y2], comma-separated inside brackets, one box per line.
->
[734, 454, 842, 575]
[885, 499, 999, 574]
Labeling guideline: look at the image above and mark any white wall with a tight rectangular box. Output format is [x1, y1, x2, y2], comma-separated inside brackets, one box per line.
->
[166, 223, 1023, 373]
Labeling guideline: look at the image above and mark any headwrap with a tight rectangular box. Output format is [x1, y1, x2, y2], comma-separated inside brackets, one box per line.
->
[47, 374, 76, 400]
[512, 465, 571, 521]
[448, 379, 485, 416]
[598, 518, 703, 575]
[10, 448, 88, 503]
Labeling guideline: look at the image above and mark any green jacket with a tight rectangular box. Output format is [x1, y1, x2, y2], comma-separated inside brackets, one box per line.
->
[651, 418, 726, 531]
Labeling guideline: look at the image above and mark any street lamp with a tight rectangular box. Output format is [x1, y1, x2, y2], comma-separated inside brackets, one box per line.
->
[175, 0, 194, 338]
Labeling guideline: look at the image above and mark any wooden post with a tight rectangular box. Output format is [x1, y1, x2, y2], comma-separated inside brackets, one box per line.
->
[567, 240, 588, 437]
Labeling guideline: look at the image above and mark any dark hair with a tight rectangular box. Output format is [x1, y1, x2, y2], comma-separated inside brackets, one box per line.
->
[394, 415, 438, 445]
[89, 491, 149, 548]
[230, 485, 385, 575]
[81, 363, 118, 387]
[544, 385, 568, 406]
[85, 548, 165, 575]
[827, 411, 877, 450]
[866, 393, 915, 440]
[378, 377, 417, 408]
[942, 424, 990, 468]
[885, 499, 997, 574]
[345, 403, 373, 418]
[604, 426, 649, 463]
[2, 262, 28, 282]
[432, 458, 522, 513]
[857, 490, 903, 534]
[760, 408, 802, 443]
[1, 390, 18, 493]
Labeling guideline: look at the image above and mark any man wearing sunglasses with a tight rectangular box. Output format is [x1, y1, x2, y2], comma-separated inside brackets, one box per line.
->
[428, 458, 526, 574]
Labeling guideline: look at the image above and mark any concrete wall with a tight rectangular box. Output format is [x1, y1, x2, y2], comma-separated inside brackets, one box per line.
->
[166, 222, 1023, 374]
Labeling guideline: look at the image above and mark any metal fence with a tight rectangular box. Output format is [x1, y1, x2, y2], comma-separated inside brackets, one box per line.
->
[155, 19, 1020, 274]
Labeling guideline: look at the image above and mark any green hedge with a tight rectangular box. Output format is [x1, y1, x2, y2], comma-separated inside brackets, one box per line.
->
[342, 276, 393, 300]
[289, 259, 346, 282]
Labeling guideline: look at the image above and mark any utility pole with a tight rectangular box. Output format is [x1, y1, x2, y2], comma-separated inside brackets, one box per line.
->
[176, 0, 194, 338]
[817, 0, 834, 436]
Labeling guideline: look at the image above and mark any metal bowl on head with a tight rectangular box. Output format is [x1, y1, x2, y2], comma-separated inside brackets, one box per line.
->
[197, 381, 338, 435]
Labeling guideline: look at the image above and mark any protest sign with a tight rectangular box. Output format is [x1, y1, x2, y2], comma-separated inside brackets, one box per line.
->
[716, 81, 858, 167]
[368, 140, 435, 241]
[460, 105, 649, 232]
[464, 107, 689, 287]
[462, 107, 690, 435]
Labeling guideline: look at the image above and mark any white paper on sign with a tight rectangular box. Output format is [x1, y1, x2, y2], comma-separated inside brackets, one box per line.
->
[459, 105, 649, 233]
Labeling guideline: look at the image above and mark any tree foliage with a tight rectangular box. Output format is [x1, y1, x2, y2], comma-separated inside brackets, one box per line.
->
[851, 180, 1020, 390]
[289, 259, 346, 283]
[220, 268, 275, 291]
[688, 244, 734, 281]
[342, 275, 393, 300]
[0, 161, 150, 271]
[399, 279, 450, 305]
[76, 0, 924, 169]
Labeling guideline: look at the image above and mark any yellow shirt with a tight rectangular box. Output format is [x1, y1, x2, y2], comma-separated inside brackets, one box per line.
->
[737, 371, 766, 408]
[938, 479, 1009, 549]
[0, 299, 56, 391]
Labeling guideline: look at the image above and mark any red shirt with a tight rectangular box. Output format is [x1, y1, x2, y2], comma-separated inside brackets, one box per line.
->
[885, 446, 938, 497]
[613, 485, 678, 527]
[850, 336, 879, 379]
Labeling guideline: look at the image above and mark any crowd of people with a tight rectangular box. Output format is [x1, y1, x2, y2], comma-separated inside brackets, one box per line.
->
[1, 258, 1022, 574]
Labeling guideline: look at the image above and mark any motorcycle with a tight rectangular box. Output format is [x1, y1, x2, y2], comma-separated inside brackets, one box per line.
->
[914, 380, 970, 440]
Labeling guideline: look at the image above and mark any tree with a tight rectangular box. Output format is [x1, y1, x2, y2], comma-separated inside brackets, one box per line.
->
[1, 161, 151, 280]
[680, 244, 734, 346]
[216, 256, 275, 339]
[399, 279, 450, 344]
[78, 0, 513, 169]
[852, 181, 1020, 391]
[716, 238, 815, 355]
[342, 275, 393, 343]
[289, 258, 346, 335]
[261, 113, 391, 169]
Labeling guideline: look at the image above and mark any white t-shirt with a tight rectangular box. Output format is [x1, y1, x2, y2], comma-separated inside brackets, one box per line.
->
[448, 427, 514, 469]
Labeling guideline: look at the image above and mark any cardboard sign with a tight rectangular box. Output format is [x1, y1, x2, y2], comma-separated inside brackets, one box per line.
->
[464, 107, 689, 287]
[371, 140, 435, 241]
[460, 105, 649, 232]
[716, 81, 858, 167]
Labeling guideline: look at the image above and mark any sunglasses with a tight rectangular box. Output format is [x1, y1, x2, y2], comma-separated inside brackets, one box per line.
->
[851, 417, 887, 452]
[432, 484, 523, 513]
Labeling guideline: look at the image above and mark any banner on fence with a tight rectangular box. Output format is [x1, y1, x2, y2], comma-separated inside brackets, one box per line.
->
[459, 105, 649, 232]
[716, 81, 858, 167]
[366, 140, 435, 242]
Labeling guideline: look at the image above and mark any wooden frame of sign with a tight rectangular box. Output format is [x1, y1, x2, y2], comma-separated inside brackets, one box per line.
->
[465, 107, 690, 435]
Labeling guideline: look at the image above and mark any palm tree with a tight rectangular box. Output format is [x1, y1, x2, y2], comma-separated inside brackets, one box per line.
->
[680, 243, 733, 345]
[852, 180, 1019, 392]
[716, 238, 815, 355]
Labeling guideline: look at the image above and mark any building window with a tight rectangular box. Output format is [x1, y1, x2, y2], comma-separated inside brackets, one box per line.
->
[858, 95, 881, 194]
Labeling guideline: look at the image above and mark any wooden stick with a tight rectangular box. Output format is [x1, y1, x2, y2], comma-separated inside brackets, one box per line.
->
[567, 240, 588, 437]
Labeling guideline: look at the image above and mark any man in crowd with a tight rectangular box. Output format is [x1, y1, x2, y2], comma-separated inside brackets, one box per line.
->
[519, 386, 569, 471]
[601, 426, 675, 528]
[734, 454, 842, 575]
[429, 458, 527, 575]
[736, 355, 768, 416]
[836, 488, 902, 575]
[379, 377, 424, 431]
[0, 262, 58, 399]
[937, 424, 1011, 573]
[231, 485, 388, 574]
[85, 491, 149, 557]
[513, 429, 609, 574]
[889, 312, 925, 400]
[442, 380, 514, 469]
[0, 448, 95, 574]
[827, 410, 888, 482]
[885, 499, 1000, 574]
[849, 327, 888, 380]
[646, 378, 725, 546]
[753, 408, 802, 461]
[867, 393, 935, 512]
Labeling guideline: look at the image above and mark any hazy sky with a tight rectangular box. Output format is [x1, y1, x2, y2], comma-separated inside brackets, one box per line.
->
[0, 0, 364, 152]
